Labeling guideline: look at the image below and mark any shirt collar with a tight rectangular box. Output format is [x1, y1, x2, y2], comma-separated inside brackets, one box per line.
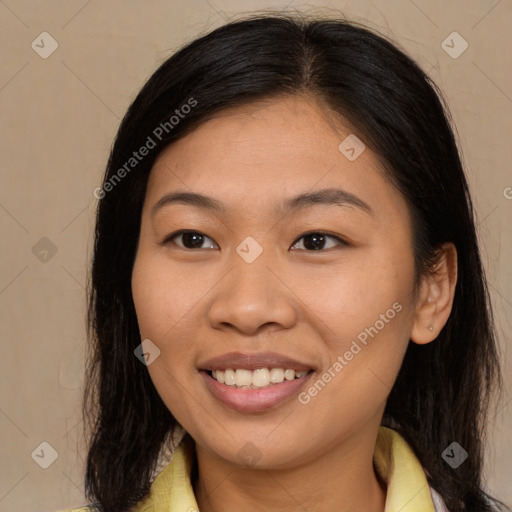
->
[137, 426, 437, 512]
[373, 426, 437, 512]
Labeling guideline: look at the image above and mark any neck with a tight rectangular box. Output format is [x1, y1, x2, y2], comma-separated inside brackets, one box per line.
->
[193, 423, 387, 512]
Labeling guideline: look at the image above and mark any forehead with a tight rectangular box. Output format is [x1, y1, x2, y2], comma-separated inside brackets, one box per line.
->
[145, 94, 409, 225]
[152, 94, 355, 177]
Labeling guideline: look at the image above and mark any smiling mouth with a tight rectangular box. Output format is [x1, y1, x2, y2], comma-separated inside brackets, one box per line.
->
[207, 368, 312, 390]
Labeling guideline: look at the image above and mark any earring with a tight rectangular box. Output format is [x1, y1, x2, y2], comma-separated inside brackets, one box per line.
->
[429, 325, 434, 332]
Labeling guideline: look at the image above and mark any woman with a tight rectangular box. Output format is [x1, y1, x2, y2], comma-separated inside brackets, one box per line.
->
[62, 13, 507, 512]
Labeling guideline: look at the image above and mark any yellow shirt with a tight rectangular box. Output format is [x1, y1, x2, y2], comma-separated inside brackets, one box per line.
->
[62, 427, 446, 512]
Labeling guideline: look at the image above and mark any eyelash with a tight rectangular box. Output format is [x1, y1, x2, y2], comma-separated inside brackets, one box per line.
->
[161, 230, 349, 251]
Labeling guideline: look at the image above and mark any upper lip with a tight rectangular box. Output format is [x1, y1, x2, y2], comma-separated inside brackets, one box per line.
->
[199, 352, 313, 372]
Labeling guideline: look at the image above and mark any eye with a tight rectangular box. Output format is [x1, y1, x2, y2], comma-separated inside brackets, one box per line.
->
[290, 232, 348, 251]
[162, 230, 218, 250]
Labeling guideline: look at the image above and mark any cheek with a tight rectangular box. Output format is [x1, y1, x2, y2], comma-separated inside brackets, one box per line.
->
[293, 248, 414, 337]
[294, 248, 415, 400]
[131, 245, 219, 386]
[131, 251, 200, 423]
[131, 246, 206, 340]
[297, 299, 412, 435]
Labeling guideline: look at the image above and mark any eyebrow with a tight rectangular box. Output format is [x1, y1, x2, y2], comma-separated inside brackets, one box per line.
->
[151, 187, 374, 217]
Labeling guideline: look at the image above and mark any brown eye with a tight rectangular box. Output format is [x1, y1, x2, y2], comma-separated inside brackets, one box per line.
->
[291, 232, 348, 251]
[163, 231, 218, 249]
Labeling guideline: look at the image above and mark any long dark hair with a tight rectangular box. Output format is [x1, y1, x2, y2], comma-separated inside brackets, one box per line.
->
[84, 13, 506, 512]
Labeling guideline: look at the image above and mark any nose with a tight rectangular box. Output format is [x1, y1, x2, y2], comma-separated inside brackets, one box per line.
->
[207, 252, 298, 336]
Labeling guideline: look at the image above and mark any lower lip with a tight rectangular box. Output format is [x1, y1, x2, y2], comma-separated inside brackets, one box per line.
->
[200, 370, 313, 413]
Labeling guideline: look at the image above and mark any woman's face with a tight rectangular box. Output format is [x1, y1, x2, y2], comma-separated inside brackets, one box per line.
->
[132, 94, 419, 468]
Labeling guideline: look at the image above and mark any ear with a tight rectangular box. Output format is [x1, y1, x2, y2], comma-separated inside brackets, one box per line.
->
[410, 242, 458, 345]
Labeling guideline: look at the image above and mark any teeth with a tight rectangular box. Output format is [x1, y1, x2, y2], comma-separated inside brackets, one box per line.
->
[224, 369, 236, 386]
[269, 368, 284, 383]
[235, 369, 252, 387]
[252, 368, 270, 387]
[284, 369, 295, 381]
[210, 368, 310, 388]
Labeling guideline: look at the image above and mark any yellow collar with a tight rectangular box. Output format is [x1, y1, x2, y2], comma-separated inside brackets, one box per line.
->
[373, 427, 437, 511]
[136, 426, 436, 512]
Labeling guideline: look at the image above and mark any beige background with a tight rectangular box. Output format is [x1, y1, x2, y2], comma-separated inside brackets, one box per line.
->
[0, 1, 510, 511]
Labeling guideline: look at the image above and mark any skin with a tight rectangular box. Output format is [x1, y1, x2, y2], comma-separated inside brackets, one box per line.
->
[131, 94, 457, 512]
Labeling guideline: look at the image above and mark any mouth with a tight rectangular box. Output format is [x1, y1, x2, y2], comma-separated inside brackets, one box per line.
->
[200, 368, 314, 413]
[198, 352, 315, 413]
[207, 367, 312, 389]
